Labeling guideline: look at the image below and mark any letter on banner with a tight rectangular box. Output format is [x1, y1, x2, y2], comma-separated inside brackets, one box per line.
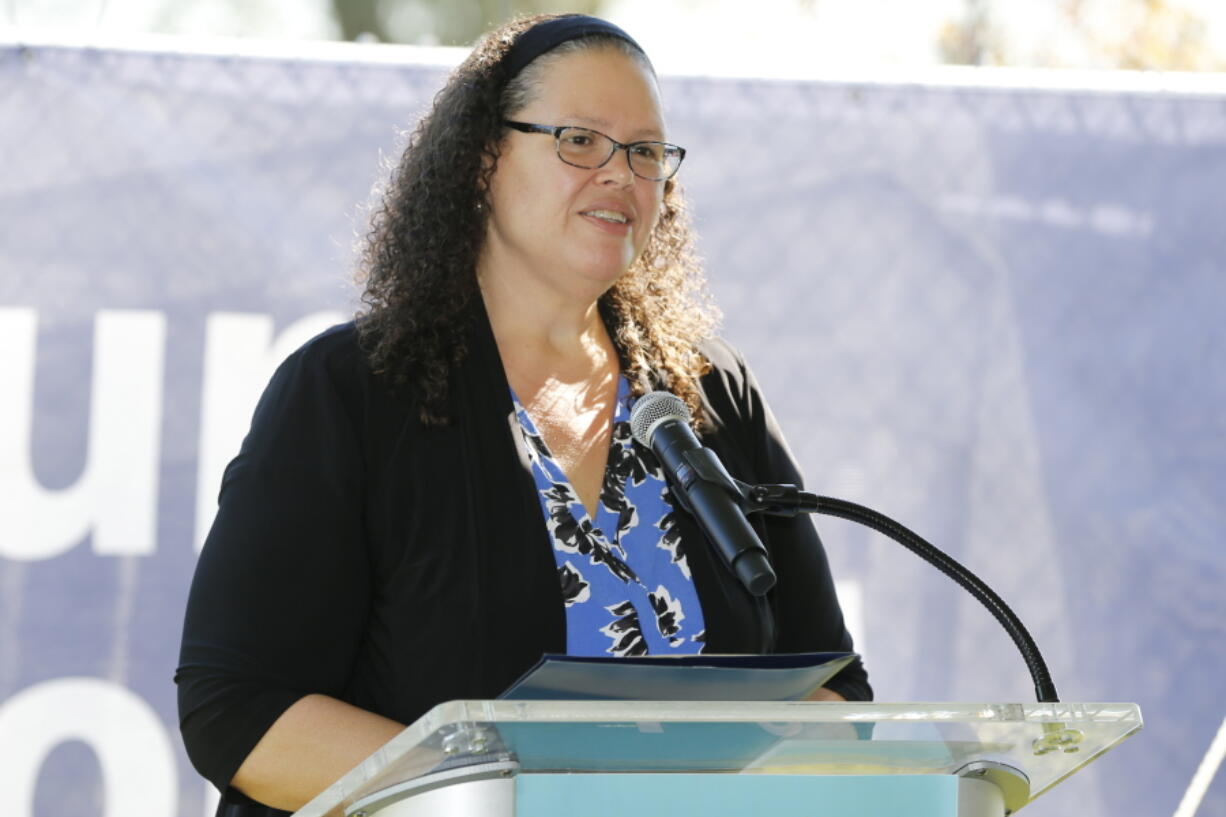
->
[0, 308, 165, 560]
[0, 677, 176, 817]
[195, 311, 345, 550]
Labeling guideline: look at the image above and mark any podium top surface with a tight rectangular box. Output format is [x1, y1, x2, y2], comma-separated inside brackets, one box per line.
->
[294, 700, 1142, 817]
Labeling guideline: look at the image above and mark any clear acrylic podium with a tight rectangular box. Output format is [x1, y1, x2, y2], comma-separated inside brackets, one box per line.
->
[291, 700, 1142, 817]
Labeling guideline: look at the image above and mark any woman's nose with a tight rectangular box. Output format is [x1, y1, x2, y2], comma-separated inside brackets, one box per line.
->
[595, 150, 635, 187]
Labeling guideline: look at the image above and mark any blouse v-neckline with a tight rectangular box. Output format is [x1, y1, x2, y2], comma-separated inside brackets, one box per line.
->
[509, 376, 628, 525]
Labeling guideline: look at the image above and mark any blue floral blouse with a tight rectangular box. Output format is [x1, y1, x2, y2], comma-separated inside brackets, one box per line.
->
[510, 377, 707, 656]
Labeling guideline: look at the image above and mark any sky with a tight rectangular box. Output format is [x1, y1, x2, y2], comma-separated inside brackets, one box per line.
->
[609, 0, 967, 75]
[609, 0, 1226, 75]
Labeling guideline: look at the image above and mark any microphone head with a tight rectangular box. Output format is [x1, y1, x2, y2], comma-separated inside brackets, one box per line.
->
[629, 391, 691, 447]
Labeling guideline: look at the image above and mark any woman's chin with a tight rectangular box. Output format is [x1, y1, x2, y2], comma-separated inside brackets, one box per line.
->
[570, 251, 636, 292]
[573, 266, 631, 300]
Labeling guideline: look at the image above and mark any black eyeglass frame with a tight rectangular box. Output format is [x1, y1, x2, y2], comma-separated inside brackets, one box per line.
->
[503, 120, 686, 181]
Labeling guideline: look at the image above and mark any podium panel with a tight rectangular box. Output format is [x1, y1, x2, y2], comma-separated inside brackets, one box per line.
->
[519, 773, 996, 817]
[349, 770, 1005, 817]
[294, 700, 1141, 817]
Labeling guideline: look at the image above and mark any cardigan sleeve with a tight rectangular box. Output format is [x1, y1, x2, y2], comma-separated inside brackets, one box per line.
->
[701, 339, 873, 702]
[175, 326, 374, 804]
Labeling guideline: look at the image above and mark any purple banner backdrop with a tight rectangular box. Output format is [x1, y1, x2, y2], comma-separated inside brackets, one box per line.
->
[1, 39, 1223, 817]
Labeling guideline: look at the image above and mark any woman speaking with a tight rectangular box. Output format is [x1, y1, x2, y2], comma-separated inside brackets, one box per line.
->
[176, 13, 870, 815]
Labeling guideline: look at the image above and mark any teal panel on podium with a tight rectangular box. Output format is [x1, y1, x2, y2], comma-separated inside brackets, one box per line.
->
[517, 773, 958, 817]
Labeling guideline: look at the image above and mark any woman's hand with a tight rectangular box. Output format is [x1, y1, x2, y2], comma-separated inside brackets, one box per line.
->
[805, 686, 847, 702]
[231, 694, 404, 811]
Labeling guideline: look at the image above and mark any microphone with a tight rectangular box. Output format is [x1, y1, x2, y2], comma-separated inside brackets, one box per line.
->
[629, 391, 777, 596]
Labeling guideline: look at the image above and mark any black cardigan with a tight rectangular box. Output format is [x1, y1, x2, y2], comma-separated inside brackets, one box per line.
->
[176, 307, 870, 815]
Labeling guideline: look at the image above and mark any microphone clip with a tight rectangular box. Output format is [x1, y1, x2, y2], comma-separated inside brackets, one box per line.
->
[743, 483, 820, 517]
[667, 454, 817, 521]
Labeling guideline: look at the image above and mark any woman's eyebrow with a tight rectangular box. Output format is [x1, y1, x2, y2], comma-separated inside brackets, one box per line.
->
[563, 114, 665, 140]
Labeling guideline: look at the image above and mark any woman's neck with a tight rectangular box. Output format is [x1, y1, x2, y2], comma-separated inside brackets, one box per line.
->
[479, 273, 617, 386]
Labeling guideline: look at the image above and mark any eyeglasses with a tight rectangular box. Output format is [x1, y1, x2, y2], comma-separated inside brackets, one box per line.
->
[504, 121, 686, 181]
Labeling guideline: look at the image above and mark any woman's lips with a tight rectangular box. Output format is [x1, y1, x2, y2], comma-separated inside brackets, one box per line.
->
[579, 207, 633, 235]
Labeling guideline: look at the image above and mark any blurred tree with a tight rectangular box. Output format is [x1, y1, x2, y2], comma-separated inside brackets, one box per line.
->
[938, 0, 1224, 70]
[1063, 0, 1224, 70]
[334, 0, 388, 42]
[331, 0, 605, 45]
[937, 0, 1003, 66]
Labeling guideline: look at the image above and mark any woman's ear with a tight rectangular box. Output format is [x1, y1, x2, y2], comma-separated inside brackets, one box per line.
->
[475, 143, 502, 210]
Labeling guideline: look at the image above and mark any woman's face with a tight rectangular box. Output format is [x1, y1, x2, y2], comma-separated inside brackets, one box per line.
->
[481, 46, 668, 304]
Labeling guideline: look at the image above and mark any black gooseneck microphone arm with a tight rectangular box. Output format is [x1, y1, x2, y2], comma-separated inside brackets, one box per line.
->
[629, 391, 1055, 699]
[744, 483, 1060, 704]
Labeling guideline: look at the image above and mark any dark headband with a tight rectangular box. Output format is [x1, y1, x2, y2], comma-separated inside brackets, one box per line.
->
[505, 15, 644, 79]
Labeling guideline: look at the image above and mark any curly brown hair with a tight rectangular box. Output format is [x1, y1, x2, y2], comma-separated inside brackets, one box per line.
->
[356, 14, 719, 425]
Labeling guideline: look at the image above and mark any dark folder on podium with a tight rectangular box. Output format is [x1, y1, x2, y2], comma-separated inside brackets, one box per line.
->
[499, 652, 858, 701]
